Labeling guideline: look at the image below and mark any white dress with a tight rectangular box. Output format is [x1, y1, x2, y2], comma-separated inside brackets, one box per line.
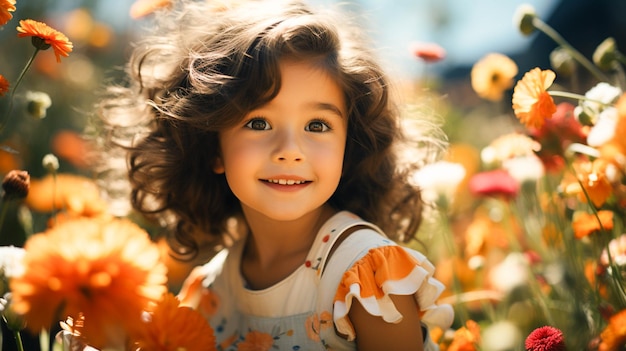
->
[178, 211, 454, 350]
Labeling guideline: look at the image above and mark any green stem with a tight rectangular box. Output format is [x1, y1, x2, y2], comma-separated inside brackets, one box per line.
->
[532, 17, 610, 83]
[14, 330, 25, 351]
[0, 47, 40, 137]
[548, 90, 613, 107]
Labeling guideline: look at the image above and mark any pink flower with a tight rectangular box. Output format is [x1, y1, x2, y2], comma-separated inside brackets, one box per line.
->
[525, 326, 566, 351]
[468, 169, 519, 198]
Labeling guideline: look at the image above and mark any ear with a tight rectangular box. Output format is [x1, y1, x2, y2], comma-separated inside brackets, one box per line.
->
[213, 156, 225, 174]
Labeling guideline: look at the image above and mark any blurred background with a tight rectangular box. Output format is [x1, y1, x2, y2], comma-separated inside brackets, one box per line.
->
[0, 0, 625, 240]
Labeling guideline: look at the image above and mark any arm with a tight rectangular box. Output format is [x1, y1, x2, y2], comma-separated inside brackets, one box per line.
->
[349, 294, 424, 351]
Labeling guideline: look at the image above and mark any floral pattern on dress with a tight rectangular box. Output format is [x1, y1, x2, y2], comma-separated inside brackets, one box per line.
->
[305, 311, 334, 343]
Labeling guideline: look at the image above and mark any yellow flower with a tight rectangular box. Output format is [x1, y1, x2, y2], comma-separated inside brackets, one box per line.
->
[16, 19, 73, 63]
[10, 217, 168, 349]
[134, 293, 216, 351]
[512, 68, 557, 129]
[0, 73, 9, 97]
[0, 0, 16, 26]
[471, 53, 518, 101]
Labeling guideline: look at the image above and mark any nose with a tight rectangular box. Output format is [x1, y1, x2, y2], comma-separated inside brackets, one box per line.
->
[272, 129, 304, 163]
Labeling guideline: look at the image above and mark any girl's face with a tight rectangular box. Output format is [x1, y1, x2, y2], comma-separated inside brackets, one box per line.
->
[215, 59, 347, 222]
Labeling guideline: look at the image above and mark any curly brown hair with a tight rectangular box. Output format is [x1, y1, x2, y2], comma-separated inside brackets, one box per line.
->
[95, 0, 444, 257]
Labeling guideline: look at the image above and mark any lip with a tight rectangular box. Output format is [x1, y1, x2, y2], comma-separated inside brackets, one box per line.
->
[260, 176, 311, 191]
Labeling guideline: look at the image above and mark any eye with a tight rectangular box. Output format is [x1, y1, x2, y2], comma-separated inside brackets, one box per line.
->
[244, 118, 270, 130]
[305, 120, 330, 132]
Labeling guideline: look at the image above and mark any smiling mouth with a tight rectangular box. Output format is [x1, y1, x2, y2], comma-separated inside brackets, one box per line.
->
[263, 179, 310, 185]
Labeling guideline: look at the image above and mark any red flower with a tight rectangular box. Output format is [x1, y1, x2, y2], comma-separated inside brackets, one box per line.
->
[468, 169, 519, 199]
[525, 326, 566, 351]
[410, 41, 446, 62]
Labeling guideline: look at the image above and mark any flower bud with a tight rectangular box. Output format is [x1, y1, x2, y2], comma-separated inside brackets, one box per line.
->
[593, 37, 618, 71]
[550, 47, 576, 77]
[2, 170, 30, 200]
[25, 91, 52, 119]
[42, 153, 60, 173]
[513, 4, 537, 36]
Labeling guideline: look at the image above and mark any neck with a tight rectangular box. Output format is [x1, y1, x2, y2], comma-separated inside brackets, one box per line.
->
[242, 205, 336, 269]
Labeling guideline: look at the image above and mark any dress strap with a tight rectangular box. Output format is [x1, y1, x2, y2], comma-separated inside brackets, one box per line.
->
[304, 211, 385, 282]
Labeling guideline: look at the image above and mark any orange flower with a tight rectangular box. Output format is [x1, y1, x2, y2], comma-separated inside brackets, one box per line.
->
[9, 217, 168, 349]
[471, 53, 518, 101]
[16, 19, 73, 63]
[25, 174, 108, 220]
[238, 330, 274, 351]
[577, 159, 613, 207]
[599, 309, 626, 351]
[572, 210, 614, 239]
[0, 73, 9, 96]
[129, 0, 173, 19]
[512, 68, 557, 129]
[448, 320, 481, 351]
[134, 293, 216, 351]
[0, 0, 16, 26]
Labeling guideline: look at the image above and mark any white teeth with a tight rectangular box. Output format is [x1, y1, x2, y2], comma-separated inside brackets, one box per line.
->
[267, 179, 305, 185]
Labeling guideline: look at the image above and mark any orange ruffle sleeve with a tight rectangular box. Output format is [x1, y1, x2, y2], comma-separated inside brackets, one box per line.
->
[333, 245, 453, 340]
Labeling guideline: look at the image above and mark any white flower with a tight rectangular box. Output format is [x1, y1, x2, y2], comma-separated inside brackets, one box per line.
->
[25, 91, 52, 119]
[601, 234, 626, 266]
[481, 320, 522, 351]
[502, 155, 545, 183]
[411, 161, 466, 205]
[574, 82, 622, 124]
[42, 153, 60, 172]
[488, 252, 529, 293]
[0, 246, 25, 279]
[587, 107, 618, 146]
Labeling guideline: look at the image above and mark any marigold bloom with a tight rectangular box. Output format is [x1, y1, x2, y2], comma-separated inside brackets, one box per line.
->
[0, 74, 9, 96]
[134, 293, 216, 351]
[572, 210, 614, 239]
[9, 217, 168, 349]
[0, 0, 16, 26]
[599, 309, 626, 351]
[130, 0, 173, 19]
[16, 19, 73, 63]
[471, 53, 518, 101]
[525, 326, 566, 351]
[512, 68, 557, 129]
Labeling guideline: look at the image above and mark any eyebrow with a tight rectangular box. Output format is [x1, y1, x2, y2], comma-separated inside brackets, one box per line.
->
[309, 102, 346, 118]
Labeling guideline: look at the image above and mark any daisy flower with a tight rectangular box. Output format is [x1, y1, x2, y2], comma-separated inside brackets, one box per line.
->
[9, 217, 168, 349]
[16, 19, 73, 62]
[512, 68, 557, 129]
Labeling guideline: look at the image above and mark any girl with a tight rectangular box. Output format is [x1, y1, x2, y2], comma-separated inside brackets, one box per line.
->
[96, 0, 453, 349]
